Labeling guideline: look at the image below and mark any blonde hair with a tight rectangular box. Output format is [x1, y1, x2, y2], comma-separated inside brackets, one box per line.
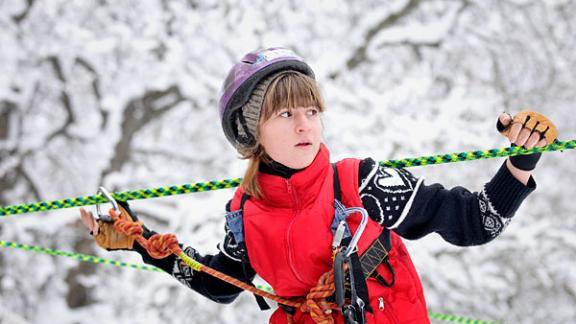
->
[240, 71, 325, 199]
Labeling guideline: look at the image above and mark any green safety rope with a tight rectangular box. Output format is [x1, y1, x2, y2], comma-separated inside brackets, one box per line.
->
[427, 313, 497, 324]
[0, 240, 162, 272]
[0, 240, 497, 323]
[1, 139, 574, 217]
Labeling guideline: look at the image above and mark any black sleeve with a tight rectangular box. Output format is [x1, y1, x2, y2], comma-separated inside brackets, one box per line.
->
[132, 207, 256, 304]
[358, 158, 536, 246]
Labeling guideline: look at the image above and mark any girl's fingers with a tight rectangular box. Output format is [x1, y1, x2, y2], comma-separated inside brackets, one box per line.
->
[536, 137, 548, 148]
[80, 208, 92, 229]
[92, 219, 99, 235]
[514, 127, 531, 146]
[80, 208, 98, 233]
[524, 131, 541, 149]
[499, 113, 512, 127]
[508, 122, 523, 143]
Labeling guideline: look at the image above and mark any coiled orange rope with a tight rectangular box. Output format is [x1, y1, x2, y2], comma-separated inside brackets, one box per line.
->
[110, 209, 339, 323]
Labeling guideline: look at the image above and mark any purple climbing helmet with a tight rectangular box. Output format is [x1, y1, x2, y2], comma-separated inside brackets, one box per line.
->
[219, 47, 315, 148]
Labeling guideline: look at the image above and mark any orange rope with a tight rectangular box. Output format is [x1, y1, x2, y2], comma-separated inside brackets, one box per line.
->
[299, 270, 339, 324]
[109, 209, 340, 323]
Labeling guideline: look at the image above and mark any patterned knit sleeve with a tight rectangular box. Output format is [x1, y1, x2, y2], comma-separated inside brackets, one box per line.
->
[132, 203, 255, 303]
[358, 158, 536, 246]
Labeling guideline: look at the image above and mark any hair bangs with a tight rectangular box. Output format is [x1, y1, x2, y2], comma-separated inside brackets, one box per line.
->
[262, 72, 324, 121]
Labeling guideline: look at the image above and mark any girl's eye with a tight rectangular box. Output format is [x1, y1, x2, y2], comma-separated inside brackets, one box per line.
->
[279, 111, 292, 118]
[307, 109, 319, 116]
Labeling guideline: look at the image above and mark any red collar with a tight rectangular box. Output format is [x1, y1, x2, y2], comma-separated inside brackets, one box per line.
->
[255, 144, 331, 209]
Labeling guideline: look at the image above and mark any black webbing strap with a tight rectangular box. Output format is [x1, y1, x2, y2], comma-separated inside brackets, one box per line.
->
[359, 230, 391, 279]
[360, 229, 395, 287]
[332, 163, 342, 202]
[239, 193, 271, 311]
[349, 251, 372, 314]
[240, 193, 250, 210]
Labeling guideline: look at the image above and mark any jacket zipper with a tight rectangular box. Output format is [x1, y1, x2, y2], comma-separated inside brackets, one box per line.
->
[381, 297, 400, 324]
[285, 179, 300, 211]
[285, 179, 309, 286]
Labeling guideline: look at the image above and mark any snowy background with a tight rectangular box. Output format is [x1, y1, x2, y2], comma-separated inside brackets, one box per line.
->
[1, 0, 575, 323]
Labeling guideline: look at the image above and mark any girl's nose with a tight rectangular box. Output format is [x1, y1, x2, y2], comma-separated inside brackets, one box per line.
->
[294, 112, 310, 133]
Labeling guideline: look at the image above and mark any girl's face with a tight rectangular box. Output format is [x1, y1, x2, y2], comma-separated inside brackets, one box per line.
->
[259, 105, 323, 169]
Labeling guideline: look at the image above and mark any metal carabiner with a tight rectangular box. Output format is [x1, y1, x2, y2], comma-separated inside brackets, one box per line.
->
[343, 305, 360, 324]
[342, 298, 366, 324]
[354, 298, 366, 324]
[341, 207, 369, 257]
[95, 186, 120, 222]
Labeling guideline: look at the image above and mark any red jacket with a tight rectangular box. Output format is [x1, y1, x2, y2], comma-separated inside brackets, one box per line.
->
[230, 145, 429, 323]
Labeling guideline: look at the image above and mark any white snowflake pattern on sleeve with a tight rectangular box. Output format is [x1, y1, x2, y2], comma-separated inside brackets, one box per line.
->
[478, 188, 511, 238]
[359, 160, 423, 228]
[172, 246, 197, 288]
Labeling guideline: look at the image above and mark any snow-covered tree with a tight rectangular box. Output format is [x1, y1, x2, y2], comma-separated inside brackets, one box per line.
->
[1, 0, 575, 322]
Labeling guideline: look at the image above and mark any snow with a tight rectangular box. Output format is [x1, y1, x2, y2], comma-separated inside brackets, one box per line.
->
[1, 0, 575, 323]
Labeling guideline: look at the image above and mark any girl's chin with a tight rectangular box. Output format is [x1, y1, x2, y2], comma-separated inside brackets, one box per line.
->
[285, 153, 317, 169]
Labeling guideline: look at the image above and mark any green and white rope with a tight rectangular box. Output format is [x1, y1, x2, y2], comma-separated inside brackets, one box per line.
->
[1, 140, 574, 217]
[428, 312, 497, 323]
[0, 240, 162, 272]
[0, 239, 498, 323]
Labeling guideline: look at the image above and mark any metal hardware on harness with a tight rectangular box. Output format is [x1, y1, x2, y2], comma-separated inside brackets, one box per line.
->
[344, 306, 359, 324]
[332, 221, 346, 251]
[95, 187, 119, 222]
[343, 298, 365, 324]
[333, 206, 369, 324]
[341, 207, 369, 257]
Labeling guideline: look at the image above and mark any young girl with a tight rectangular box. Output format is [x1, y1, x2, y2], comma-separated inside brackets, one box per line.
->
[80, 47, 555, 323]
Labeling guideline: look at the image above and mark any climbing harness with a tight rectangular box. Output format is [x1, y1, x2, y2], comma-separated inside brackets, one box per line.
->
[225, 163, 385, 323]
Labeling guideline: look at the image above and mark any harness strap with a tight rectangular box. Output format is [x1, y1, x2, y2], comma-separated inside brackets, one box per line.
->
[374, 259, 396, 287]
[359, 230, 392, 278]
[239, 193, 271, 311]
[332, 163, 342, 202]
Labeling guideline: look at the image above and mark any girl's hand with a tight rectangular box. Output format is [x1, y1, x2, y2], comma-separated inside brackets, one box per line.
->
[79, 206, 138, 250]
[80, 207, 99, 235]
[497, 110, 558, 173]
[497, 112, 548, 149]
